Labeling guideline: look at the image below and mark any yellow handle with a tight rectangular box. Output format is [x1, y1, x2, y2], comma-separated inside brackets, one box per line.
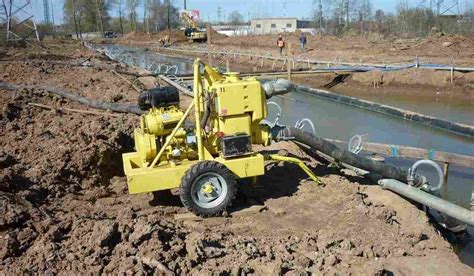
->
[267, 154, 321, 184]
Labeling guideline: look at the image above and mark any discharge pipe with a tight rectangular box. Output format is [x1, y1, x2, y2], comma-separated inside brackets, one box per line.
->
[286, 128, 474, 226]
[262, 79, 295, 99]
[379, 179, 474, 226]
[282, 127, 426, 186]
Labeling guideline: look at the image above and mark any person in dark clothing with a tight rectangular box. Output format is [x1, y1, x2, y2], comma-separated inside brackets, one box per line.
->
[299, 32, 307, 52]
[277, 35, 285, 56]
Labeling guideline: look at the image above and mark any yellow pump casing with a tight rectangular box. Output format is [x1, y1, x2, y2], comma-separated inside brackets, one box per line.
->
[207, 73, 271, 146]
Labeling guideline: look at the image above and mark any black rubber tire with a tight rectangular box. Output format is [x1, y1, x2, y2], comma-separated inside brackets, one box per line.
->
[179, 161, 237, 217]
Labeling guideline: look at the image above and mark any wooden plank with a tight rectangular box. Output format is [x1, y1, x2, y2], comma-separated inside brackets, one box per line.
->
[326, 139, 474, 168]
[112, 70, 141, 92]
[159, 75, 194, 97]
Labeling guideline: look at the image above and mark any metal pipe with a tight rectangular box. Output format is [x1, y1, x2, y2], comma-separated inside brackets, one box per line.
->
[379, 179, 474, 226]
[262, 78, 294, 99]
[158, 47, 474, 72]
[193, 59, 204, 160]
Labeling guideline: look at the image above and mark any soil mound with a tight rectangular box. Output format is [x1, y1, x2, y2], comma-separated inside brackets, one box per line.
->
[119, 30, 188, 44]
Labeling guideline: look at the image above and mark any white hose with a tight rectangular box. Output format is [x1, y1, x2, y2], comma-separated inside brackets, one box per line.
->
[408, 159, 444, 192]
[348, 134, 364, 154]
[267, 102, 283, 125]
[295, 118, 316, 136]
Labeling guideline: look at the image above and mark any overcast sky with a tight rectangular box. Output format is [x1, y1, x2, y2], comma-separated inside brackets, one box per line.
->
[30, 0, 468, 24]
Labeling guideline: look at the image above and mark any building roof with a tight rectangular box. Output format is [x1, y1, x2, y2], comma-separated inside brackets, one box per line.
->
[251, 18, 298, 21]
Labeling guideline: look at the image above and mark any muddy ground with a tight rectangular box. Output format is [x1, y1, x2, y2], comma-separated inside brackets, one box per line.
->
[1, 41, 473, 274]
[119, 31, 474, 99]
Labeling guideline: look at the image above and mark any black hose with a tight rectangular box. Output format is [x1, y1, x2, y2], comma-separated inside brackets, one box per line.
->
[200, 93, 211, 129]
[0, 82, 143, 115]
[285, 127, 424, 186]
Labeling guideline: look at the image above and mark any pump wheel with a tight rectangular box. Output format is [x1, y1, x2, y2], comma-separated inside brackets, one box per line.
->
[179, 161, 237, 217]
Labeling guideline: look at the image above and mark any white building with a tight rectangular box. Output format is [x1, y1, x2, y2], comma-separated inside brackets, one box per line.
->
[250, 18, 311, 35]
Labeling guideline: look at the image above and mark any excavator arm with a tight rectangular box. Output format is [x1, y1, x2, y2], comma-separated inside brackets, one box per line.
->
[180, 12, 197, 29]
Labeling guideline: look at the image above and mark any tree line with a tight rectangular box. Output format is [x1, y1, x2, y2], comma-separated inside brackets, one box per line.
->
[63, 0, 180, 38]
[6, 0, 470, 40]
[313, 0, 474, 37]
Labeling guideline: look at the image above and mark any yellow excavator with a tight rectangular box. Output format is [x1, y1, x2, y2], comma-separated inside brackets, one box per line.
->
[180, 11, 207, 42]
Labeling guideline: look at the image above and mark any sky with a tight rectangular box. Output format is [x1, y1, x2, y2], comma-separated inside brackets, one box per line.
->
[24, 0, 468, 24]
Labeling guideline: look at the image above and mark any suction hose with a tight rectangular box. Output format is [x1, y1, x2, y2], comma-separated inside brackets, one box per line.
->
[283, 127, 426, 186]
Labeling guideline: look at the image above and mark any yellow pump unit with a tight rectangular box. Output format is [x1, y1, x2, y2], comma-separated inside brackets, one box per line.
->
[123, 59, 318, 217]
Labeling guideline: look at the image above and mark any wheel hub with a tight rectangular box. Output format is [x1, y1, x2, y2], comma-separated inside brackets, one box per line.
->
[202, 182, 215, 194]
[191, 172, 228, 209]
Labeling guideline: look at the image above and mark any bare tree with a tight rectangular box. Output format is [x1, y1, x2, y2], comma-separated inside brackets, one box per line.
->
[127, 0, 141, 31]
[228, 10, 244, 25]
[119, 0, 124, 35]
[94, 0, 105, 36]
[64, 0, 84, 38]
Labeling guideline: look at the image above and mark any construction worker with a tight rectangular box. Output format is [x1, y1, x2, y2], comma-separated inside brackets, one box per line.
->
[299, 32, 307, 52]
[277, 35, 285, 56]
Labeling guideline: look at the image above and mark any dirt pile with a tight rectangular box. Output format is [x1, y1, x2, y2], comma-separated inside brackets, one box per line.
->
[205, 32, 474, 65]
[147, 32, 474, 97]
[0, 86, 136, 253]
[119, 30, 189, 45]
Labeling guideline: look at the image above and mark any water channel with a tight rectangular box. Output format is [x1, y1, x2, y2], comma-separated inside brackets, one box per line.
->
[96, 44, 474, 266]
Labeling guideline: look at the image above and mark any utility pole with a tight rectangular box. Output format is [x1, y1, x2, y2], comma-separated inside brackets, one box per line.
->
[184, 0, 186, 10]
[1, 0, 41, 44]
[432, 0, 460, 17]
[50, 0, 54, 26]
[318, 0, 323, 29]
[167, 1, 171, 29]
[43, 0, 50, 24]
[217, 5, 222, 23]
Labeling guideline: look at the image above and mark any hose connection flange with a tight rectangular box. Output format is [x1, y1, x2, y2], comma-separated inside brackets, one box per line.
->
[407, 159, 444, 192]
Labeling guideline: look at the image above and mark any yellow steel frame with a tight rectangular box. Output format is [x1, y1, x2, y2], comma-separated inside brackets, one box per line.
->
[123, 153, 265, 194]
